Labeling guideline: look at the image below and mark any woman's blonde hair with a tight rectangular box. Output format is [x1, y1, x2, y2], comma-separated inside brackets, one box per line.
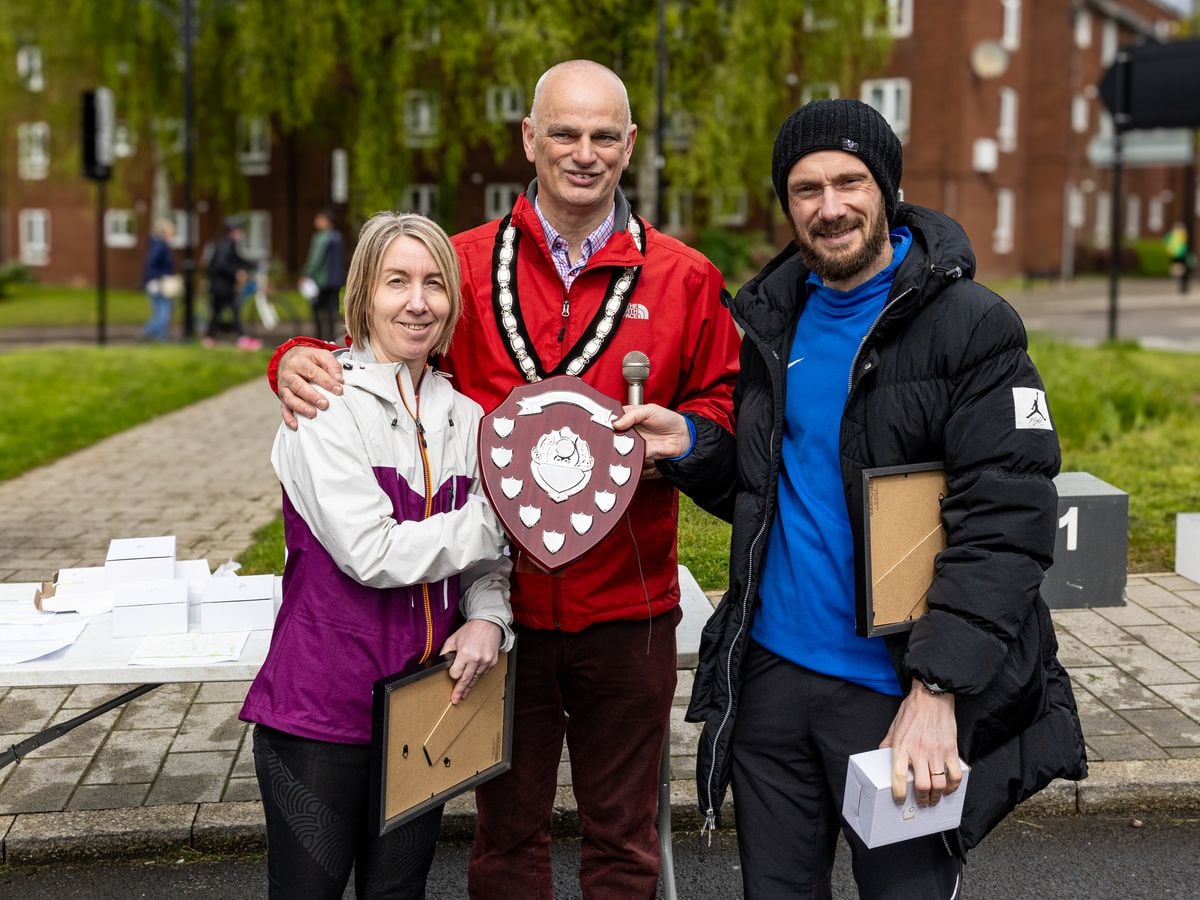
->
[343, 212, 462, 358]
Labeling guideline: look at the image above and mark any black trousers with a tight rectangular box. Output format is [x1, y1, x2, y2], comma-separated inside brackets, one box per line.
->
[731, 641, 962, 900]
[207, 286, 243, 338]
[313, 287, 341, 342]
[253, 724, 443, 899]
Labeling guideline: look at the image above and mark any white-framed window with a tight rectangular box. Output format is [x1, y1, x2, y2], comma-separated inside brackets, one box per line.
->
[1094, 191, 1111, 247]
[861, 78, 911, 142]
[994, 189, 1014, 254]
[1148, 196, 1165, 233]
[801, 81, 840, 104]
[410, 15, 441, 48]
[1098, 109, 1114, 139]
[1074, 9, 1092, 49]
[1067, 184, 1085, 229]
[998, 87, 1018, 153]
[873, 0, 916, 38]
[486, 85, 525, 123]
[803, 2, 834, 31]
[237, 116, 270, 176]
[113, 121, 136, 158]
[1001, 0, 1021, 52]
[711, 189, 748, 227]
[1071, 94, 1089, 134]
[238, 211, 271, 261]
[16, 45, 44, 92]
[666, 189, 694, 232]
[19, 209, 50, 265]
[331, 148, 349, 205]
[17, 122, 50, 180]
[402, 184, 439, 218]
[1101, 18, 1119, 66]
[170, 209, 194, 249]
[1124, 195, 1140, 241]
[484, 183, 523, 221]
[104, 210, 138, 249]
[154, 117, 184, 155]
[404, 90, 438, 147]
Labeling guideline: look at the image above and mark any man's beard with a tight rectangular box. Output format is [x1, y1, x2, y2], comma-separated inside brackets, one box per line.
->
[792, 207, 889, 284]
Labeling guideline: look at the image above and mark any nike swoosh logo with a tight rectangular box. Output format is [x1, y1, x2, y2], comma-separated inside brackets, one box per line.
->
[787, 357, 806, 368]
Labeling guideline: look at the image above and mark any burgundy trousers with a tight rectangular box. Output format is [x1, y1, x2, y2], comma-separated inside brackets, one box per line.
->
[468, 606, 681, 900]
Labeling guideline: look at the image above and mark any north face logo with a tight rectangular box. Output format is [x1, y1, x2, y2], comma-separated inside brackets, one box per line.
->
[625, 303, 649, 320]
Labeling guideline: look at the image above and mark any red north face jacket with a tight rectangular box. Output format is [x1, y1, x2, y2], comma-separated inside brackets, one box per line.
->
[271, 186, 740, 631]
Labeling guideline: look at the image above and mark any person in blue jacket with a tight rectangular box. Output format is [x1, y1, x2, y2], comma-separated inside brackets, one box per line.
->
[141, 218, 177, 341]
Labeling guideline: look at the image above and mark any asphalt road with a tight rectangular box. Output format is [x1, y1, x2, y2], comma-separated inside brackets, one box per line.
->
[2, 815, 1197, 898]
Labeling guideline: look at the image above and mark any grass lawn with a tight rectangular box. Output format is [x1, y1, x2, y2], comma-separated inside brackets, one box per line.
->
[0, 345, 270, 481]
[0, 283, 149, 328]
[236, 339, 1200, 589]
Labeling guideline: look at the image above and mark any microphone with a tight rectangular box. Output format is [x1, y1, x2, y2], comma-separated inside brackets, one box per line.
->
[622, 351, 650, 405]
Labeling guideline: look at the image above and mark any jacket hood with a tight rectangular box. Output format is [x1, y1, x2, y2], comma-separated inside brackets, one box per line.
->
[730, 202, 978, 343]
[338, 342, 453, 413]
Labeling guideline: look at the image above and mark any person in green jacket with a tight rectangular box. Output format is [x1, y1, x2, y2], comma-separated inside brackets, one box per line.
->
[302, 210, 346, 341]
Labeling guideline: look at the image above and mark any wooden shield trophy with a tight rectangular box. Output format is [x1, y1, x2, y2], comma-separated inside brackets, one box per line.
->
[479, 375, 645, 571]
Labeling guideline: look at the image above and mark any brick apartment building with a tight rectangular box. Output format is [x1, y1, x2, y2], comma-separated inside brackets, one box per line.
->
[2, 0, 1195, 289]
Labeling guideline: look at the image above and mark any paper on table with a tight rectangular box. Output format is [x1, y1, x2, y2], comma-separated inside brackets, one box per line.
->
[129, 631, 250, 667]
[0, 615, 87, 664]
[0, 583, 39, 606]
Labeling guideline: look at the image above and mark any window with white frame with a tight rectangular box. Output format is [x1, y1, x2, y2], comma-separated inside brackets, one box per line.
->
[18, 209, 50, 265]
[402, 184, 439, 218]
[1098, 109, 1114, 139]
[1074, 9, 1092, 48]
[17, 122, 50, 180]
[998, 87, 1018, 153]
[1001, 0, 1021, 51]
[104, 210, 138, 249]
[1071, 94, 1089, 134]
[1067, 184, 1085, 228]
[410, 15, 441, 48]
[154, 117, 184, 155]
[1094, 191, 1111, 247]
[238, 211, 271, 262]
[994, 189, 1014, 254]
[864, 0, 913, 37]
[861, 78, 911, 142]
[711, 189, 748, 227]
[1124, 195, 1140, 240]
[484, 183, 523, 221]
[238, 116, 270, 175]
[170, 209, 194, 249]
[404, 91, 438, 147]
[801, 81, 840, 104]
[666, 189, 694, 233]
[486, 86, 525, 123]
[1148, 196, 1165, 233]
[113, 121, 136, 158]
[803, 2, 834, 31]
[331, 148, 349, 204]
[16, 45, 44, 92]
[1101, 18, 1119, 66]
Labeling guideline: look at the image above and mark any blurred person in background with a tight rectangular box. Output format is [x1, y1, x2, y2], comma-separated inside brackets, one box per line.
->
[302, 209, 346, 342]
[204, 217, 258, 348]
[141, 218, 177, 341]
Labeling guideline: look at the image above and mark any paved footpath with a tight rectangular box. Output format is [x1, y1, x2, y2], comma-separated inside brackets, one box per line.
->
[2, 378, 1200, 866]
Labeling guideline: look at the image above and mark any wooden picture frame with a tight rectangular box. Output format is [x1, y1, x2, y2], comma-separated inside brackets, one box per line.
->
[857, 463, 948, 638]
[369, 649, 515, 835]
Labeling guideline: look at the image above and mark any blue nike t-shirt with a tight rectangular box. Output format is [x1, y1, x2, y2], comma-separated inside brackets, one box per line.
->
[752, 227, 913, 696]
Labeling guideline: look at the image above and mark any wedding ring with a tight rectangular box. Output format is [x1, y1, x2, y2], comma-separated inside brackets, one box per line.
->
[930, 769, 946, 776]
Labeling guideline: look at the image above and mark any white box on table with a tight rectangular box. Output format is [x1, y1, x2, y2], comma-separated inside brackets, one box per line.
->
[200, 574, 276, 633]
[106, 536, 177, 584]
[842, 747, 969, 849]
[112, 578, 188, 638]
[56, 566, 110, 588]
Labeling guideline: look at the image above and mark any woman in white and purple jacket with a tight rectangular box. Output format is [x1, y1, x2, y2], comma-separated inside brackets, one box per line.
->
[240, 212, 512, 900]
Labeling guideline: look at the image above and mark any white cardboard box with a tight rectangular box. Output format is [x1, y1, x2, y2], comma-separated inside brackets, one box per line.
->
[55, 566, 110, 588]
[106, 536, 177, 584]
[842, 748, 970, 849]
[200, 574, 276, 633]
[112, 578, 189, 638]
[1176, 513, 1200, 583]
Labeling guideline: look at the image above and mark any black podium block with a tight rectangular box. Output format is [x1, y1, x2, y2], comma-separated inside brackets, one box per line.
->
[1041, 472, 1128, 608]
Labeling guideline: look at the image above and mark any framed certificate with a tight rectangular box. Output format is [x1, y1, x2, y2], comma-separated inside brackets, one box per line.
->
[857, 463, 948, 638]
[369, 649, 515, 835]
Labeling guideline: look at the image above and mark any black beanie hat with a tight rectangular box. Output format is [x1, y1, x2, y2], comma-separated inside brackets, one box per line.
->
[771, 99, 903, 222]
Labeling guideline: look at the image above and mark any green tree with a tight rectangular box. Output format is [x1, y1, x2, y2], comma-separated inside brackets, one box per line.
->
[0, 0, 892, 224]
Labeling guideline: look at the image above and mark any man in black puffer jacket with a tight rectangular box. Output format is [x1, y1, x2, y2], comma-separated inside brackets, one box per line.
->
[616, 99, 1086, 898]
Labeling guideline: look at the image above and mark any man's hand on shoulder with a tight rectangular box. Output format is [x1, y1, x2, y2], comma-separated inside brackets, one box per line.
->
[278, 345, 344, 430]
[879, 678, 963, 808]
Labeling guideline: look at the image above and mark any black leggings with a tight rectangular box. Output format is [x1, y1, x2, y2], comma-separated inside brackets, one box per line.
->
[253, 724, 443, 899]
